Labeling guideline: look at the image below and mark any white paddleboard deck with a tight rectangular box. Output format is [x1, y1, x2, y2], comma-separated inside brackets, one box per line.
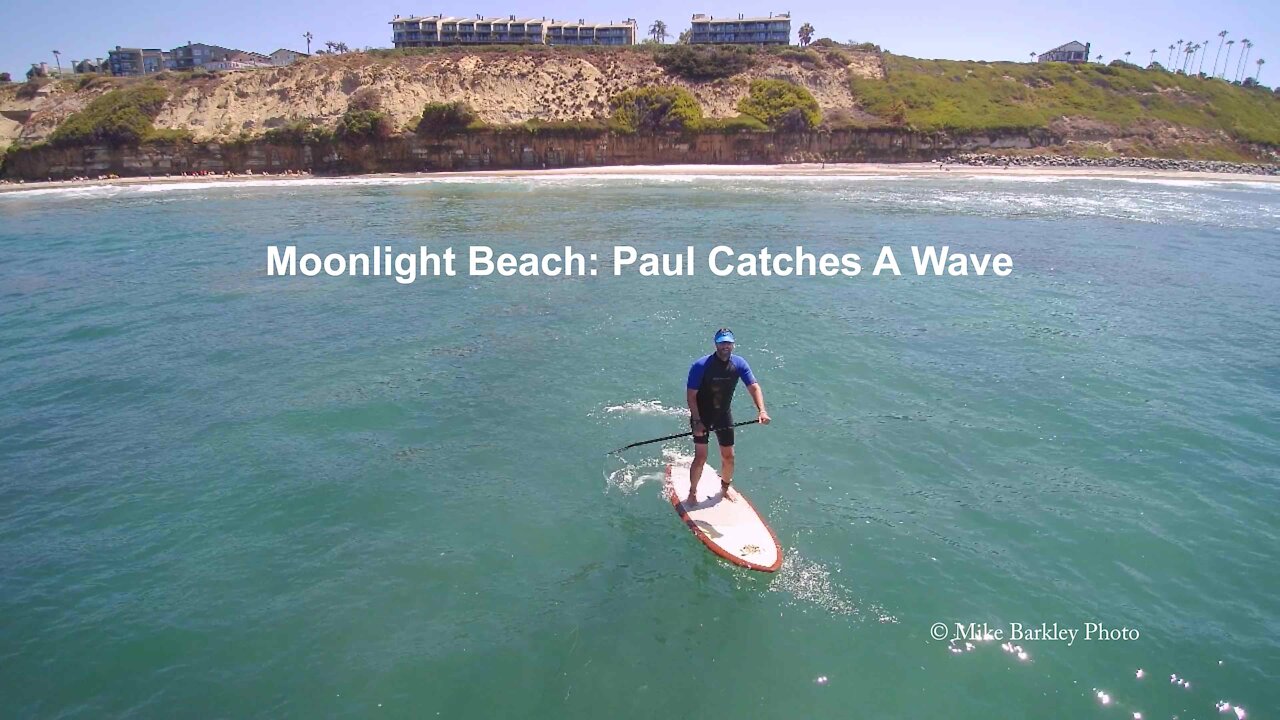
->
[665, 456, 782, 572]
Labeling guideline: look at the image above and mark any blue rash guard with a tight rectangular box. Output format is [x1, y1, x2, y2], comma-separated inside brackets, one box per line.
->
[687, 353, 757, 419]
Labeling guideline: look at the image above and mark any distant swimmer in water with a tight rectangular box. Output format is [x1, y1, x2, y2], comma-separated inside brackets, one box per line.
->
[686, 328, 770, 504]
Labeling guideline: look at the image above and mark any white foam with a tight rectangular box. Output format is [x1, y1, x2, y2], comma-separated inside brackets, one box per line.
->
[602, 400, 688, 417]
[767, 550, 858, 616]
[0, 172, 911, 201]
[1107, 177, 1278, 190]
[0, 184, 123, 199]
[954, 174, 1066, 183]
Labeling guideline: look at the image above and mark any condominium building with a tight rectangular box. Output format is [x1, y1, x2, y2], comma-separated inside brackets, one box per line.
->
[108, 47, 172, 76]
[170, 43, 240, 70]
[390, 14, 636, 47]
[546, 18, 637, 46]
[688, 12, 791, 45]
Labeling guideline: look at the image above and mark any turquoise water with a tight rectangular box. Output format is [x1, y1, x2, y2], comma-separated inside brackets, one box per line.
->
[1, 173, 1278, 719]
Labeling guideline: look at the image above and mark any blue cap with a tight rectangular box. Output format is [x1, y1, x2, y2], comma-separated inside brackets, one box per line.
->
[714, 328, 735, 344]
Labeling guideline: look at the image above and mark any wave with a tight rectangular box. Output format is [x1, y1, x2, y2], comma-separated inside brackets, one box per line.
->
[5, 169, 1275, 202]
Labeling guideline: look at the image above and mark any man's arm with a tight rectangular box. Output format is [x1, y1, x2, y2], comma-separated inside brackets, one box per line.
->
[746, 383, 771, 425]
[687, 359, 708, 435]
[687, 389, 706, 435]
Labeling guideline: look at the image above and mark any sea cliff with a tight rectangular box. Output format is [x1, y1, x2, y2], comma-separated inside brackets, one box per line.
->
[3, 44, 1277, 181]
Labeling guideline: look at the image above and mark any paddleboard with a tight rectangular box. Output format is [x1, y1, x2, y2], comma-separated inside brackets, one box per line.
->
[665, 457, 782, 572]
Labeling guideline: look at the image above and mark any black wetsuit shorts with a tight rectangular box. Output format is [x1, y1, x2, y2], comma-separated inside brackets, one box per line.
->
[693, 409, 734, 446]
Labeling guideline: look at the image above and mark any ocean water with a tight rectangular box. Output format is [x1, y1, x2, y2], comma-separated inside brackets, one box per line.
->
[1, 172, 1277, 719]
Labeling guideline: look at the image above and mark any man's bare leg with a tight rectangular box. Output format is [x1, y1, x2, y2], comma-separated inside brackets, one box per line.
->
[719, 445, 736, 502]
[687, 442, 709, 505]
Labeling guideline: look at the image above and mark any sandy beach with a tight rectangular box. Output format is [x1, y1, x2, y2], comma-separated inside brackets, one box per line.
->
[2, 163, 1278, 194]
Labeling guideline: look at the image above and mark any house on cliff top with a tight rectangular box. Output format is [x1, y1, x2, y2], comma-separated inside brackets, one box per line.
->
[689, 12, 791, 44]
[270, 49, 310, 66]
[390, 14, 637, 46]
[1037, 41, 1091, 63]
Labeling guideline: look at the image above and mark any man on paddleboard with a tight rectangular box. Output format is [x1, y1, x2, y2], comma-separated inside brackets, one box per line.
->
[686, 328, 770, 504]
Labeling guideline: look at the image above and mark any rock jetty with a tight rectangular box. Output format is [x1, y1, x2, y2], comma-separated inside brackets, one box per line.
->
[940, 153, 1280, 175]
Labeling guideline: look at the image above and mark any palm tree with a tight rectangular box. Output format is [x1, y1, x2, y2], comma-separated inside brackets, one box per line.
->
[1212, 30, 1228, 77]
[52, 49, 61, 75]
[1237, 39, 1253, 82]
[1149, 49, 1157, 66]
[304, 32, 313, 55]
[1096, 54, 1103, 63]
[1184, 44, 1198, 74]
[798, 22, 814, 47]
[648, 20, 668, 43]
[1124, 50, 1131, 64]
[1256, 58, 1265, 84]
[1198, 40, 1209, 74]
[1223, 40, 1236, 79]
[1167, 44, 1176, 67]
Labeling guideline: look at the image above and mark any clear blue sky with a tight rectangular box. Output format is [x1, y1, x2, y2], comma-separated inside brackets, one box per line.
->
[3, 0, 1275, 81]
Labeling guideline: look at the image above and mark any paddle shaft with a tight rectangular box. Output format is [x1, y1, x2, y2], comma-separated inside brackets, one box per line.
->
[608, 419, 759, 455]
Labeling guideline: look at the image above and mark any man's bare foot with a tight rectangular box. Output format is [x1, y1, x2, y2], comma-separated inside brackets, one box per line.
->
[686, 487, 698, 505]
[721, 481, 735, 502]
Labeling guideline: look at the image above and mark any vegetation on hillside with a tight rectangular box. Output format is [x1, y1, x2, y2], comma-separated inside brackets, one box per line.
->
[513, 119, 610, 137]
[738, 79, 822, 130]
[335, 88, 395, 140]
[415, 101, 479, 136]
[11, 45, 1279, 160]
[701, 115, 770, 132]
[850, 55, 1280, 144]
[609, 86, 704, 133]
[775, 48, 828, 67]
[654, 45, 756, 80]
[336, 109, 394, 140]
[47, 85, 176, 147]
[262, 120, 333, 145]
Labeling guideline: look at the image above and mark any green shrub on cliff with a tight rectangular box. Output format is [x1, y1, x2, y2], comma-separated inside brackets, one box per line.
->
[48, 85, 170, 147]
[609, 86, 704, 134]
[519, 119, 610, 137]
[146, 127, 194, 143]
[701, 115, 769, 132]
[336, 109, 394, 140]
[776, 48, 825, 67]
[416, 101, 477, 136]
[263, 120, 334, 145]
[73, 74, 114, 91]
[737, 79, 822, 130]
[655, 45, 754, 80]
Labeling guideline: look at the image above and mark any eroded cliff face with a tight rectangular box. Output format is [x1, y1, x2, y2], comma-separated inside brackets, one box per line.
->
[1, 128, 1065, 180]
[0, 48, 883, 147]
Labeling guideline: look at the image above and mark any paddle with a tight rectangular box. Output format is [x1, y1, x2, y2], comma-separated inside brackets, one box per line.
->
[607, 419, 759, 455]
